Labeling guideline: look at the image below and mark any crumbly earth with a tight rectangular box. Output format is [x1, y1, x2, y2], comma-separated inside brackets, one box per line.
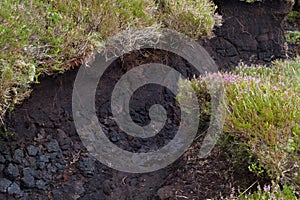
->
[0, 51, 260, 200]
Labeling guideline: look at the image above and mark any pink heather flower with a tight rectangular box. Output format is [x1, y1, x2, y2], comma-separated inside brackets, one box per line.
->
[230, 187, 235, 198]
[195, 72, 262, 91]
[18, 3, 25, 10]
[271, 194, 276, 199]
[263, 185, 271, 192]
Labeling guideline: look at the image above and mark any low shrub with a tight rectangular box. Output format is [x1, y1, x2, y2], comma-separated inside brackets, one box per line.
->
[225, 59, 299, 187]
[190, 57, 300, 197]
[223, 181, 298, 200]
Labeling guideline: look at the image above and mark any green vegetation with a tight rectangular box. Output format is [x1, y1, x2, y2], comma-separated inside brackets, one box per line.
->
[224, 181, 298, 199]
[286, 10, 300, 44]
[287, 10, 300, 24]
[156, 0, 219, 38]
[190, 57, 300, 199]
[241, 0, 294, 3]
[0, 0, 217, 124]
[286, 30, 300, 44]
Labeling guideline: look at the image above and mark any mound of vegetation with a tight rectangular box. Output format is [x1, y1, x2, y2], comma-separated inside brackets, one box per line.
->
[189, 57, 300, 199]
[0, 0, 218, 125]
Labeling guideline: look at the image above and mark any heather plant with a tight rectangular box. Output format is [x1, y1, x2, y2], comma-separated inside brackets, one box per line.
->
[190, 58, 300, 197]
[224, 58, 300, 188]
[222, 181, 298, 200]
[225, 59, 300, 190]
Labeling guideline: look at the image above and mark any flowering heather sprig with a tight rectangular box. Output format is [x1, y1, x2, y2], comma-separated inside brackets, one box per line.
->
[221, 181, 297, 200]
[194, 71, 262, 88]
[263, 185, 271, 192]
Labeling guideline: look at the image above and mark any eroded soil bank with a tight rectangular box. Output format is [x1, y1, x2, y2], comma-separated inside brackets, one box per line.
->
[0, 0, 292, 199]
[1, 50, 259, 200]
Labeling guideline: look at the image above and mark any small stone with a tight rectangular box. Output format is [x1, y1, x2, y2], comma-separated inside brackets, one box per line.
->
[109, 130, 120, 142]
[4, 163, 20, 179]
[38, 162, 45, 170]
[157, 186, 175, 200]
[23, 167, 38, 178]
[0, 154, 6, 163]
[0, 164, 5, 172]
[55, 152, 63, 160]
[110, 135, 119, 142]
[38, 154, 49, 169]
[23, 167, 31, 176]
[46, 140, 60, 153]
[39, 155, 49, 163]
[73, 143, 81, 152]
[1, 147, 12, 162]
[22, 158, 30, 167]
[21, 168, 35, 188]
[50, 152, 60, 162]
[61, 144, 70, 151]
[62, 149, 71, 157]
[77, 155, 95, 177]
[36, 180, 47, 190]
[54, 122, 61, 128]
[41, 171, 52, 182]
[36, 146, 44, 156]
[27, 145, 39, 156]
[46, 163, 52, 170]
[57, 128, 66, 136]
[73, 181, 85, 197]
[21, 174, 35, 188]
[59, 158, 66, 166]
[60, 180, 85, 199]
[102, 180, 112, 195]
[82, 190, 106, 200]
[4, 154, 12, 162]
[55, 174, 62, 181]
[55, 163, 65, 170]
[7, 182, 23, 196]
[52, 189, 62, 199]
[28, 157, 37, 168]
[32, 170, 40, 178]
[13, 149, 24, 164]
[0, 178, 12, 193]
[0, 146, 7, 154]
[46, 163, 57, 174]
[50, 166, 57, 174]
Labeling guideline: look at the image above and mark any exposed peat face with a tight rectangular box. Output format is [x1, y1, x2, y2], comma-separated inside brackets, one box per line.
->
[0, 0, 291, 199]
